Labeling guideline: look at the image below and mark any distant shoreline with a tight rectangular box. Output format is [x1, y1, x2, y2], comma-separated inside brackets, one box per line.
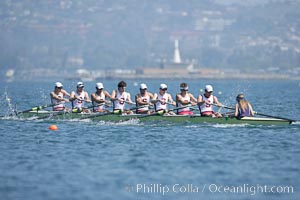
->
[3, 75, 300, 83]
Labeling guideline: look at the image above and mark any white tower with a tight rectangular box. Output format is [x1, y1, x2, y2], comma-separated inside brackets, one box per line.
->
[173, 39, 181, 64]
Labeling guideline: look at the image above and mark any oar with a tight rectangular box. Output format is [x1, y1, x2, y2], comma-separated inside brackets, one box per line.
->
[80, 104, 146, 120]
[213, 104, 296, 122]
[136, 104, 192, 119]
[110, 98, 135, 105]
[252, 112, 296, 122]
[36, 103, 99, 120]
[14, 103, 62, 115]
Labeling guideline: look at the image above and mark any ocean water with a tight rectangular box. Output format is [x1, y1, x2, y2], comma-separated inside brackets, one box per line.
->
[0, 79, 299, 200]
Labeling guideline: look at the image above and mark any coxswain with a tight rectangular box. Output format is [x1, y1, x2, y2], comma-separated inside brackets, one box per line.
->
[235, 94, 254, 118]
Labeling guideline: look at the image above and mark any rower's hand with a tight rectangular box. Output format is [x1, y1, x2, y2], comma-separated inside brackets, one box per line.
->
[63, 98, 69, 103]
[151, 99, 158, 104]
[118, 98, 124, 103]
[191, 102, 197, 106]
[171, 101, 176, 106]
[205, 100, 211, 105]
[160, 99, 166, 104]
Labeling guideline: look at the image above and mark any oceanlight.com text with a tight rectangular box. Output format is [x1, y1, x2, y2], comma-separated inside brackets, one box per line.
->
[207, 184, 294, 196]
[125, 183, 294, 196]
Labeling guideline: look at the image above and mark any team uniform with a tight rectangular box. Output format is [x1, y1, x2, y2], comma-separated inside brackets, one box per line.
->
[199, 94, 215, 116]
[72, 92, 85, 109]
[177, 94, 193, 115]
[92, 92, 106, 112]
[113, 91, 130, 111]
[237, 103, 251, 117]
[136, 93, 151, 113]
[51, 92, 66, 111]
[155, 93, 169, 111]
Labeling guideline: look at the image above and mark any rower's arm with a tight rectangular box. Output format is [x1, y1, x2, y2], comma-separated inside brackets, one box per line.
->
[189, 93, 198, 105]
[213, 96, 222, 107]
[136, 94, 147, 105]
[197, 95, 205, 105]
[189, 93, 197, 103]
[69, 91, 76, 101]
[110, 90, 117, 101]
[50, 92, 63, 101]
[176, 94, 187, 105]
[126, 93, 133, 105]
[104, 91, 113, 100]
[84, 92, 92, 103]
[234, 104, 239, 117]
[249, 103, 255, 116]
[135, 94, 141, 104]
[151, 93, 158, 103]
[168, 94, 176, 106]
[62, 89, 71, 97]
[148, 92, 154, 105]
[91, 93, 103, 103]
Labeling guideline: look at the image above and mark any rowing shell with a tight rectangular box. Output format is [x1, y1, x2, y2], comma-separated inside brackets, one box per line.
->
[9, 110, 293, 125]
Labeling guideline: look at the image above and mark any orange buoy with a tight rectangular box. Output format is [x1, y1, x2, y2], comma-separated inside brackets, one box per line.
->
[48, 124, 58, 131]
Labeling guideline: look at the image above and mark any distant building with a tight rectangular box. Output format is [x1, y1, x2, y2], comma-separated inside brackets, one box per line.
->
[161, 39, 195, 70]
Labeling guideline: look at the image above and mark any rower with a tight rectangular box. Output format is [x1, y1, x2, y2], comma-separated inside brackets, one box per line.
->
[91, 82, 112, 113]
[152, 83, 176, 115]
[50, 82, 70, 111]
[197, 84, 222, 117]
[135, 83, 154, 114]
[69, 82, 92, 113]
[111, 81, 134, 115]
[235, 94, 254, 118]
[176, 82, 197, 115]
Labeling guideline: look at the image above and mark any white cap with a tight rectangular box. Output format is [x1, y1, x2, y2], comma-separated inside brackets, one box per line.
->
[140, 83, 147, 89]
[96, 82, 104, 89]
[55, 82, 63, 87]
[180, 86, 189, 90]
[77, 81, 84, 87]
[160, 83, 168, 89]
[205, 85, 213, 92]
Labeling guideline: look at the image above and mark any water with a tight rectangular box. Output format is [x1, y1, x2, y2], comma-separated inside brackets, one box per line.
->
[0, 79, 300, 200]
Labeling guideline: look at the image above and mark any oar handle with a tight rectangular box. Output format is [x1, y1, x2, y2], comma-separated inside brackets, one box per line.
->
[16, 102, 66, 115]
[211, 103, 234, 110]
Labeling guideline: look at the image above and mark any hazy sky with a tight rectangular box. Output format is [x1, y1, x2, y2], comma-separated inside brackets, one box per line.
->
[213, 0, 271, 5]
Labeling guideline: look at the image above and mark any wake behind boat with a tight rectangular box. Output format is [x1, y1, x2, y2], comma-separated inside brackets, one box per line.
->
[10, 110, 293, 125]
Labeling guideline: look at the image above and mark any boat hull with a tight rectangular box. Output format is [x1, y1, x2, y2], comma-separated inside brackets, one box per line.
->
[15, 110, 292, 125]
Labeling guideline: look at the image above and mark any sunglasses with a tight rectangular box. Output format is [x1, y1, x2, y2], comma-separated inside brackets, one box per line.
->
[160, 88, 167, 91]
